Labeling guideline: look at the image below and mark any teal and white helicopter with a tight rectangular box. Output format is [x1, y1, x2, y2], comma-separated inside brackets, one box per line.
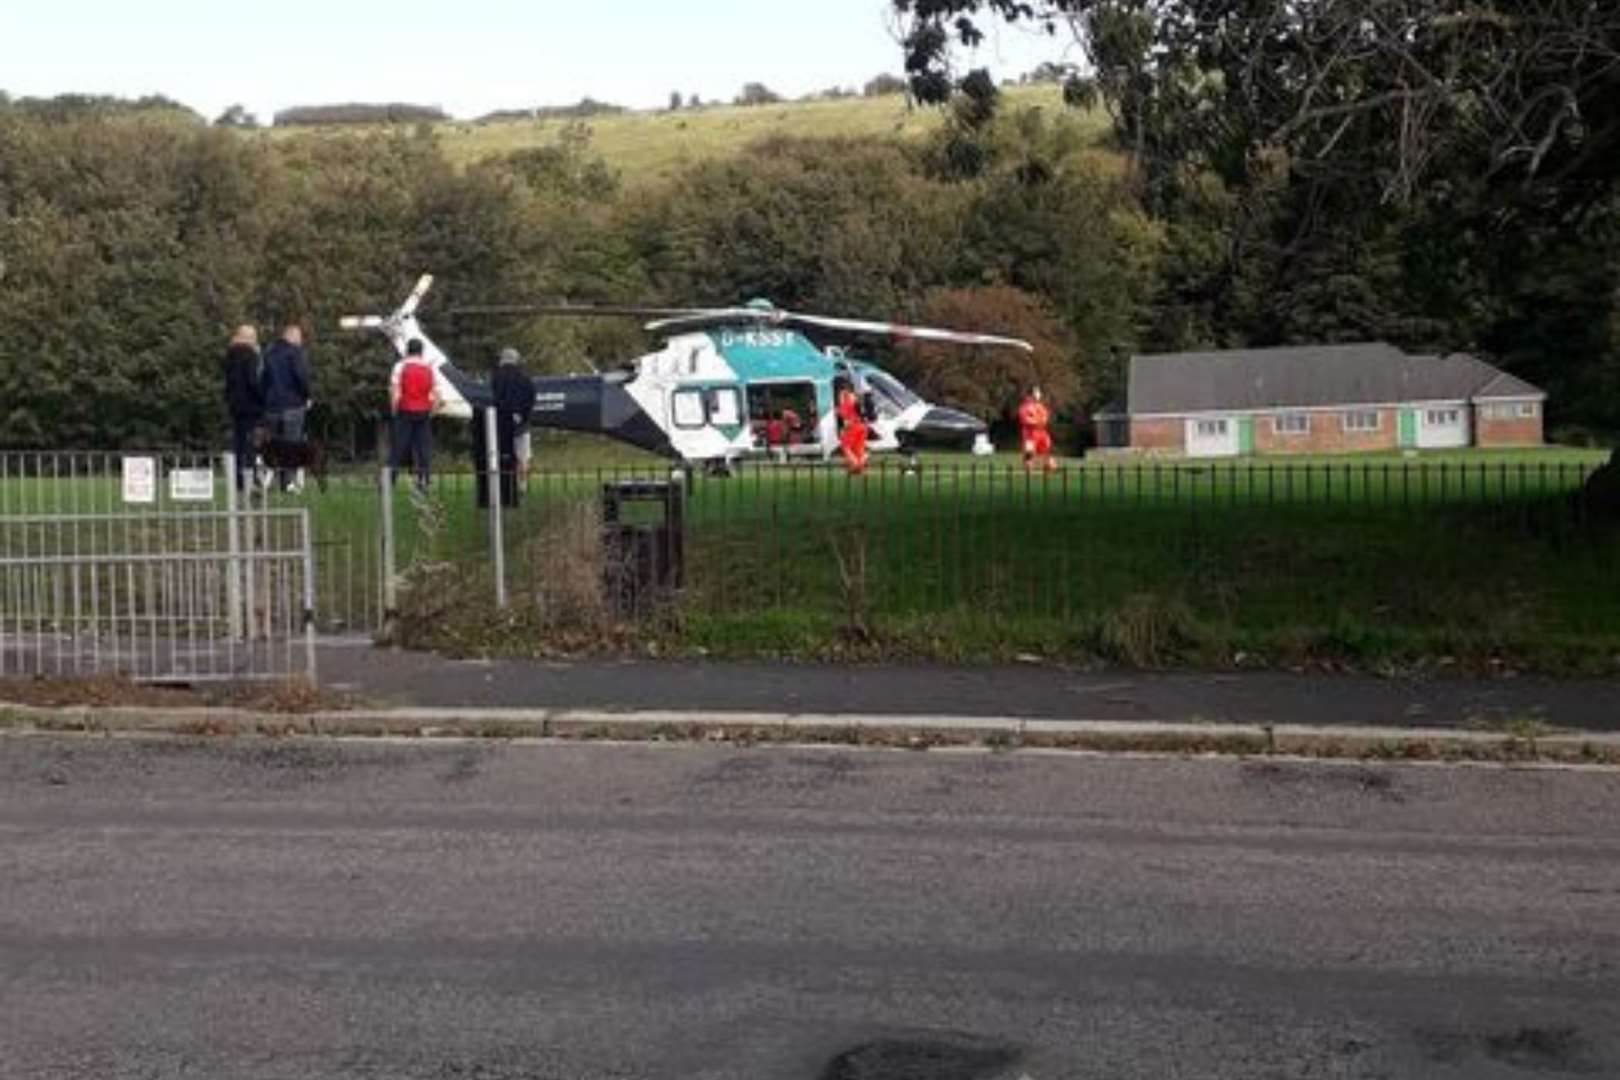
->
[342, 276, 1032, 468]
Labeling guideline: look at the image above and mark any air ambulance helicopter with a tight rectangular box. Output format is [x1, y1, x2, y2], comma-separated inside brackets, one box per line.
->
[340, 275, 1031, 469]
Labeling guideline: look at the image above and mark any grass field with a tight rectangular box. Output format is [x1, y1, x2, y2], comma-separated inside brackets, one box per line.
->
[361, 450, 1616, 670]
[268, 85, 1096, 182]
[4, 450, 1615, 671]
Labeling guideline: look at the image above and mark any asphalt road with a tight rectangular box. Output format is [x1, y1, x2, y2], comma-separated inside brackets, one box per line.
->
[3, 735, 1619, 1079]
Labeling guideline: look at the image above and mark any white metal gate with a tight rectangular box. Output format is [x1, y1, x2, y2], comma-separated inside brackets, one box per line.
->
[0, 453, 315, 682]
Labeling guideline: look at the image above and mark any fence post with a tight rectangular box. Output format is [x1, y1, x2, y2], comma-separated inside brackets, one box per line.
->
[380, 465, 397, 630]
[485, 406, 507, 609]
[224, 452, 244, 641]
[301, 507, 318, 684]
[241, 474, 260, 642]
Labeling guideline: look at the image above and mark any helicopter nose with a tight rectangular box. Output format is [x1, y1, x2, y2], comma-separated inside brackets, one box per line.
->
[912, 406, 987, 445]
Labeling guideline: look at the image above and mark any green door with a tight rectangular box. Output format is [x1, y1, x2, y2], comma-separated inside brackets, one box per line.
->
[1238, 417, 1255, 455]
[1398, 409, 1418, 448]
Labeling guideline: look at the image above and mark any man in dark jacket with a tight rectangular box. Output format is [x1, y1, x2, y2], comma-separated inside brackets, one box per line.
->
[260, 323, 312, 491]
[222, 325, 263, 492]
[474, 347, 538, 508]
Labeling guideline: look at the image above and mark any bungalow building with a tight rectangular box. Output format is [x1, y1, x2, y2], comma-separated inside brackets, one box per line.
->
[1092, 342, 1545, 458]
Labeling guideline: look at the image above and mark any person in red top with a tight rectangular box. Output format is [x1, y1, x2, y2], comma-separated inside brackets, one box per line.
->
[1018, 385, 1057, 473]
[836, 383, 868, 476]
[389, 338, 436, 491]
[764, 411, 787, 463]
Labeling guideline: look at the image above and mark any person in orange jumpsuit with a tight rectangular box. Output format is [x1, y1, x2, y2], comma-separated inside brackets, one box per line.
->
[1018, 386, 1057, 472]
[835, 384, 869, 475]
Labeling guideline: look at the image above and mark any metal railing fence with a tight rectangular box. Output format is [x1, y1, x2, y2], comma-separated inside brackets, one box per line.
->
[354, 454, 1617, 645]
[8, 450, 1612, 657]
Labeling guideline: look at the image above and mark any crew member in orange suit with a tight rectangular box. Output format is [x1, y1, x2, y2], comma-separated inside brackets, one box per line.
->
[1018, 386, 1057, 472]
[836, 383, 869, 475]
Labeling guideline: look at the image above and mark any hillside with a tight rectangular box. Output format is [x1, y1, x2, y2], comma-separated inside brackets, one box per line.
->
[272, 85, 1094, 183]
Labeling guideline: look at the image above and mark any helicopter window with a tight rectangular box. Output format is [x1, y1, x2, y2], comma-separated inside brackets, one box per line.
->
[708, 386, 743, 426]
[866, 372, 921, 412]
[672, 388, 706, 429]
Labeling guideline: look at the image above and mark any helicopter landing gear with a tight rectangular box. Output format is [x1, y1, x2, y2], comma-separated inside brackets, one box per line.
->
[897, 438, 922, 476]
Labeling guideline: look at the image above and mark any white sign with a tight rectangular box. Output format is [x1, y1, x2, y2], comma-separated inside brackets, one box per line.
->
[121, 456, 157, 504]
[168, 468, 215, 502]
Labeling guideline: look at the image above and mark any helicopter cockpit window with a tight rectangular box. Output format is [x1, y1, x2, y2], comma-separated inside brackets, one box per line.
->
[708, 386, 742, 427]
[865, 372, 920, 417]
[672, 388, 706, 429]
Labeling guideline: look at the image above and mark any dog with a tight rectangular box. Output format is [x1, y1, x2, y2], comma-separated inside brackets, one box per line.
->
[252, 425, 329, 494]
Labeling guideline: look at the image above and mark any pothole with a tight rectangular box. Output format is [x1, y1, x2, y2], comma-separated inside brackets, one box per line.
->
[820, 1037, 1025, 1080]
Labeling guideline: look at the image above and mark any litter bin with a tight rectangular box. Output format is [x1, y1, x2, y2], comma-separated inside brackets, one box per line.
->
[601, 479, 686, 616]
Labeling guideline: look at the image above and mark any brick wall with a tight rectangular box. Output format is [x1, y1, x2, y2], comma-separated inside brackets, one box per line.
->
[1171, 409, 1399, 455]
[1128, 402, 1545, 454]
[1476, 410, 1543, 447]
[1130, 417, 1184, 451]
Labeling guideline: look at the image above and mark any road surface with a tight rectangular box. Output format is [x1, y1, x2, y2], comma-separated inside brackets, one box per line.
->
[2, 735, 1618, 1078]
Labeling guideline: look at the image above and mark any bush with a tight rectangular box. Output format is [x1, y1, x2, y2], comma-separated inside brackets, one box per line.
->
[1098, 593, 1209, 667]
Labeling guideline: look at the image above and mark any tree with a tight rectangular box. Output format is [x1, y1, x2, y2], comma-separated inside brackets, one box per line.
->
[892, 1, 1620, 212]
[667, 91, 683, 112]
[213, 104, 259, 128]
[863, 73, 908, 97]
[1022, 61, 1069, 85]
[895, 286, 1081, 424]
[734, 82, 782, 107]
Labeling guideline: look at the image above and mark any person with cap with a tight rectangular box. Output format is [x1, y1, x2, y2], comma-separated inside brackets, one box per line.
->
[389, 338, 436, 492]
[475, 347, 538, 508]
[221, 324, 264, 492]
[1018, 385, 1057, 473]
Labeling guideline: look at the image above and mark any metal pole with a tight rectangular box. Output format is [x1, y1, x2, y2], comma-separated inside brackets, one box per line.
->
[485, 406, 507, 609]
[224, 452, 244, 641]
[301, 507, 318, 684]
[380, 465, 397, 627]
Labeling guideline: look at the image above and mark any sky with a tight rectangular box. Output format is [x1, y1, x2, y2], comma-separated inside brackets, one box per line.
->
[0, 0, 1072, 122]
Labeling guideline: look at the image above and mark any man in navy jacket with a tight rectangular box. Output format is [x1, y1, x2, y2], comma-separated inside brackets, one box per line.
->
[222, 325, 263, 492]
[260, 324, 312, 490]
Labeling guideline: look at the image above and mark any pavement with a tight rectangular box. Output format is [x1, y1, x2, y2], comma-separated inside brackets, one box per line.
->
[316, 639, 1620, 732]
[2, 735, 1618, 1079]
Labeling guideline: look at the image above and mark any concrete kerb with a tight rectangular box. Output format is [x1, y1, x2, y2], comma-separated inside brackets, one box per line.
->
[4, 700, 1620, 764]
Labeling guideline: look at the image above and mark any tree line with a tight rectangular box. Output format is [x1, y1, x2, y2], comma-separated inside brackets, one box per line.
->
[894, 0, 1620, 442]
[0, 59, 1616, 454]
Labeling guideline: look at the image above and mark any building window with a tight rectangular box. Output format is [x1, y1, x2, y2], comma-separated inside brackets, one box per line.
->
[1343, 410, 1381, 432]
[1482, 401, 1539, 421]
[1195, 419, 1229, 438]
[1274, 413, 1310, 436]
[1425, 408, 1461, 427]
[672, 388, 706, 429]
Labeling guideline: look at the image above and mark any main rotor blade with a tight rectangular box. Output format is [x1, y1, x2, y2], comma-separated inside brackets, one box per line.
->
[339, 315, 385, 330]
[784, 312, 1034, 352]
[399, 274, 434, 317]
[643, 308, 785, 334]
[451, 303, 709, 320]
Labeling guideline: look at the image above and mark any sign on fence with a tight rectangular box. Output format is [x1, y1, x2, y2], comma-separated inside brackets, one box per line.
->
[121, 456, 156, 504]
[168, 467, 215, 502]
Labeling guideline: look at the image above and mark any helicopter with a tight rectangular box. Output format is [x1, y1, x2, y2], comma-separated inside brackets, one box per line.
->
[340, 276, 1032, 468]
